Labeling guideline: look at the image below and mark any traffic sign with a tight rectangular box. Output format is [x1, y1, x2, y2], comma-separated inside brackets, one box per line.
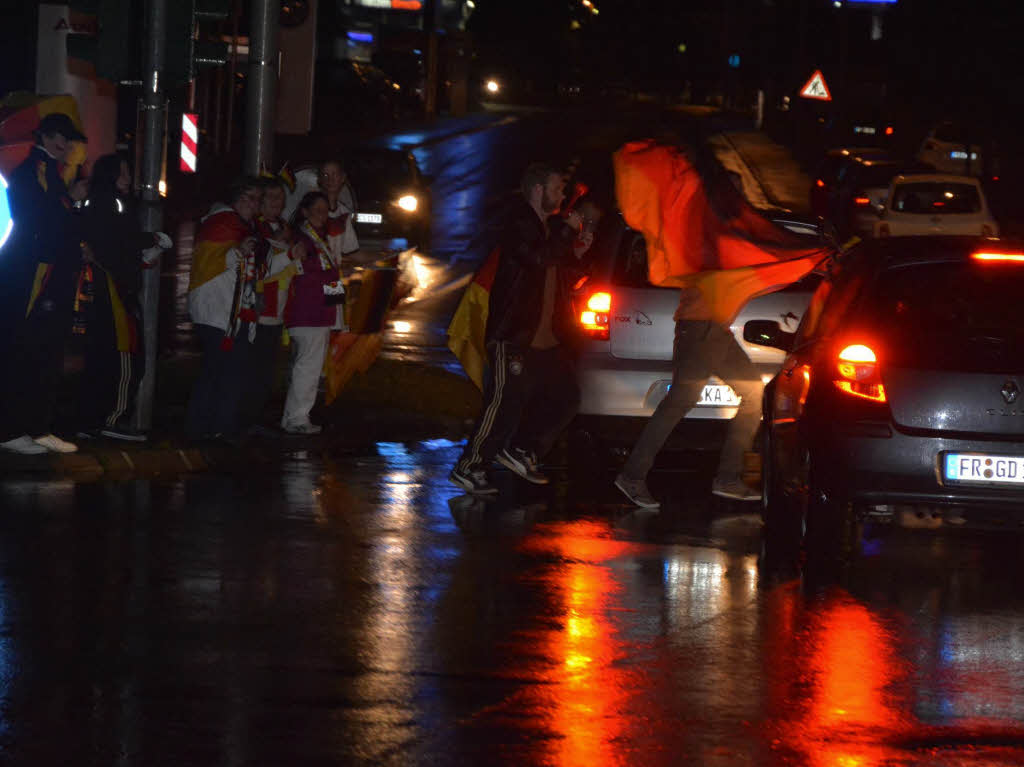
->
[800, 70, 832, 101]
[180, 113, 198, 173]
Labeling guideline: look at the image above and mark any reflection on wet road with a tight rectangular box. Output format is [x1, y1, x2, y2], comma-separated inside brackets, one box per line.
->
[3, 442, 1024, 764]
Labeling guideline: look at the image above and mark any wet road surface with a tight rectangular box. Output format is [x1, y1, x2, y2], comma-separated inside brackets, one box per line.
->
[3, 442, 1024, 764]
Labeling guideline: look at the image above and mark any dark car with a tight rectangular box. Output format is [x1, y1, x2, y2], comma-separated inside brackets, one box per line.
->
[809, 147, 891, 220]
[343, 147, 431, 250]
[748, 236, 1024, 563]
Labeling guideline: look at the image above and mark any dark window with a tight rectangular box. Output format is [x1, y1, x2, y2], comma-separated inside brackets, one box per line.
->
[892, 183, 981, 214]
[858, 262, 1024, 371]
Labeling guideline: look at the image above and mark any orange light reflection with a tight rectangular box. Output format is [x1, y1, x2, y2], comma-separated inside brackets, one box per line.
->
[519, 521, 640, 767]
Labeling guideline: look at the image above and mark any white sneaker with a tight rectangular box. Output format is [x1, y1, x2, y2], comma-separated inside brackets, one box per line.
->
[1, 435, 49, 455]
[33, 434, 79, 454]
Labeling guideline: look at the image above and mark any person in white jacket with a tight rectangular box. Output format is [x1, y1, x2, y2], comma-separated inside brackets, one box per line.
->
[184, 176, 262, 442]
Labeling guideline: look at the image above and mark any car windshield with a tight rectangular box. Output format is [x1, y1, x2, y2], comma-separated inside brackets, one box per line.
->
[859, 261, 1024, 371]
[344, 152, 413, 194]
[857, 164, 899, 188]
[891, 183, 981, 214]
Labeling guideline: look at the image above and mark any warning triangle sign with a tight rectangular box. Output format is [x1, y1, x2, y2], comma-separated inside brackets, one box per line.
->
[800, 70, 832, 101]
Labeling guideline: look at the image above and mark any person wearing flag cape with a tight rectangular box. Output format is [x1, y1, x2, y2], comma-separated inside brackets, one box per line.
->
[184, 176, 262, 442]
[610, 140, 831, 509]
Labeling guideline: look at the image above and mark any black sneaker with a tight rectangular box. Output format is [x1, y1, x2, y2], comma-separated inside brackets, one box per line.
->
[449, 467, 498, 495]
[495, 448, 549, 485]
[99, 425, 148, 442]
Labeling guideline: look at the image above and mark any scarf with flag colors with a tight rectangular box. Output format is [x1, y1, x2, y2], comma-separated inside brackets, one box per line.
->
[446, 247, 500, 390]
[612, 139, 831, 324]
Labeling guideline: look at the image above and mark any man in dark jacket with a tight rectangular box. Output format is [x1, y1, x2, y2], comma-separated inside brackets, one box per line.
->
[0, 112, 87, 455]
[451, 162, 593, 495]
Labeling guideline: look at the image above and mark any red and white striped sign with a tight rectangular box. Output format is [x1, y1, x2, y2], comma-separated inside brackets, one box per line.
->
[180, 113, 198, 173]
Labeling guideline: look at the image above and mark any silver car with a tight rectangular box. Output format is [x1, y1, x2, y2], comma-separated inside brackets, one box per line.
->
[573, 214, 822, 444]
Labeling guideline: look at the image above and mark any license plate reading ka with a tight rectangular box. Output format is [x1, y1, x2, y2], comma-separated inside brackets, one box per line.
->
[697, 384, 739, 407]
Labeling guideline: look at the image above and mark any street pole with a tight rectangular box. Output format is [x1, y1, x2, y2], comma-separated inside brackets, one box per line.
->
[245, 0, 279, 174]
[134, 0, 168, 432]
[424, 0, 440, 118]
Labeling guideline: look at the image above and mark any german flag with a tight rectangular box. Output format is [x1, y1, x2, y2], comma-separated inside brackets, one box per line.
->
[613, 140, 830, 325]
[189, 206, 251, 292]
[445, 247, 500, 390]
[323, 262, 399, 404]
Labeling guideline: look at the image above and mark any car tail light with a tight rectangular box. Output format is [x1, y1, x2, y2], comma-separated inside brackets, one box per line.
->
[816, 179, 826, 188]
[972, 251, 1024, 263]
[854, 196, 871, 207]
[877, 223, 890, 237]
[835, 343, 886, 402]
[577, 290, 611, 340]
[885, 126, 894, 136]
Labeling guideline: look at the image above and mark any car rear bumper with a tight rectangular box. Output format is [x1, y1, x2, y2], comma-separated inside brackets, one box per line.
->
[577, 350, 773, 420]
[812, 422, 1024, 513]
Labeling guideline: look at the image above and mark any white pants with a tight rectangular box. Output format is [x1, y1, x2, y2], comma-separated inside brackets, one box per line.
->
[282, 326, 330, 428]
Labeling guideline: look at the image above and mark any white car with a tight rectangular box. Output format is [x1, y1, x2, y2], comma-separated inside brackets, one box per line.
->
[572, 214, 822, 448]
[916, 122, 984, 176]
[874, 174, 998, 238]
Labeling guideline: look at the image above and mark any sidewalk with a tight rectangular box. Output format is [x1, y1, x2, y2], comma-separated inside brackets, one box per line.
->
[0, 352, 480, 481]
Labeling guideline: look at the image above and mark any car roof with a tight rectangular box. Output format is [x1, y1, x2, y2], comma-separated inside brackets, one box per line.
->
[849, 236, 1016, 271]
[827, 146, 891, 159]
[890, 173, 982, 185]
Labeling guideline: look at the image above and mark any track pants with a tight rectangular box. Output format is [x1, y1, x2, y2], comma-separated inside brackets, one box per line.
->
[455, 342, 579, 474]
[621, 319, 762, 483]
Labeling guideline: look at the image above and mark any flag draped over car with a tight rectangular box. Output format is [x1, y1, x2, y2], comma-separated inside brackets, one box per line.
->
[446, 247, 500, 390]
[613, 139, 831, 324]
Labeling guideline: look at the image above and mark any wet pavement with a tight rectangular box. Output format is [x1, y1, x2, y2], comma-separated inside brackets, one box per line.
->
[3, 442, 1024, 764]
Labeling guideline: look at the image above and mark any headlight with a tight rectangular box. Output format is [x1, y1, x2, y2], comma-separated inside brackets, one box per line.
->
[485, 79, 500, 94]
[397, 194, 418, 212]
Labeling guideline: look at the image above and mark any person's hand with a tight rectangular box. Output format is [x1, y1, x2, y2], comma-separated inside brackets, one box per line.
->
[154, 231, 172, 250]
[565, 210, 583, 232]
[574, 230, 594, 258]
[69, 179, 88, 202]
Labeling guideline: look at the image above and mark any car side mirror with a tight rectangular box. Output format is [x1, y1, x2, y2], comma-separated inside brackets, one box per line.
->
[744, 320, 795, 352]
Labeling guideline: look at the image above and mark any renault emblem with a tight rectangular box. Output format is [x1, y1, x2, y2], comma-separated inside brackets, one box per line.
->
[1002, 380, 1020, 404]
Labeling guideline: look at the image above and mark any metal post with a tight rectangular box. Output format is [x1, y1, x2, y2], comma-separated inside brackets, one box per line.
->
[134, 0, 168, 432]
[245, 0, 279, 174]
[424, 0, 440, 118]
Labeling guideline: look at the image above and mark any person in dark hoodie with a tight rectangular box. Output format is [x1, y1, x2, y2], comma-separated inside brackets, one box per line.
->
[0, 112, 88, 455]
[75, 154, 169, 441]
[449, 162, 594, 495]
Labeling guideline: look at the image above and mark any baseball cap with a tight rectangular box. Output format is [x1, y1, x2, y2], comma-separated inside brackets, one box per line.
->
[36, 113, 87, 142]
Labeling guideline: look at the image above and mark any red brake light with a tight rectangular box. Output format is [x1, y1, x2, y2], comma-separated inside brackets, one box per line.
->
[835, 343, 886, 402]
[816, 179, 826, 188]
[972, 252, 1024, 263]
[885, 126, 894, 136]
[854, 196, 871, 206]
[577, 290, 611, 340]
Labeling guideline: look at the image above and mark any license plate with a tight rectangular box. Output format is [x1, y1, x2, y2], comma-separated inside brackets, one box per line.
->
[356, 213, 383, 224]
[944, 453, 1024, 485]
[697, 384, 739, 407]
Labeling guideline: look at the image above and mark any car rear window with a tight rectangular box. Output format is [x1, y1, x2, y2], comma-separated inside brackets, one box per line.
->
[856, 164, 899, 188]
[891, 183, 981, 214]
[859, 261, 1024, 370]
